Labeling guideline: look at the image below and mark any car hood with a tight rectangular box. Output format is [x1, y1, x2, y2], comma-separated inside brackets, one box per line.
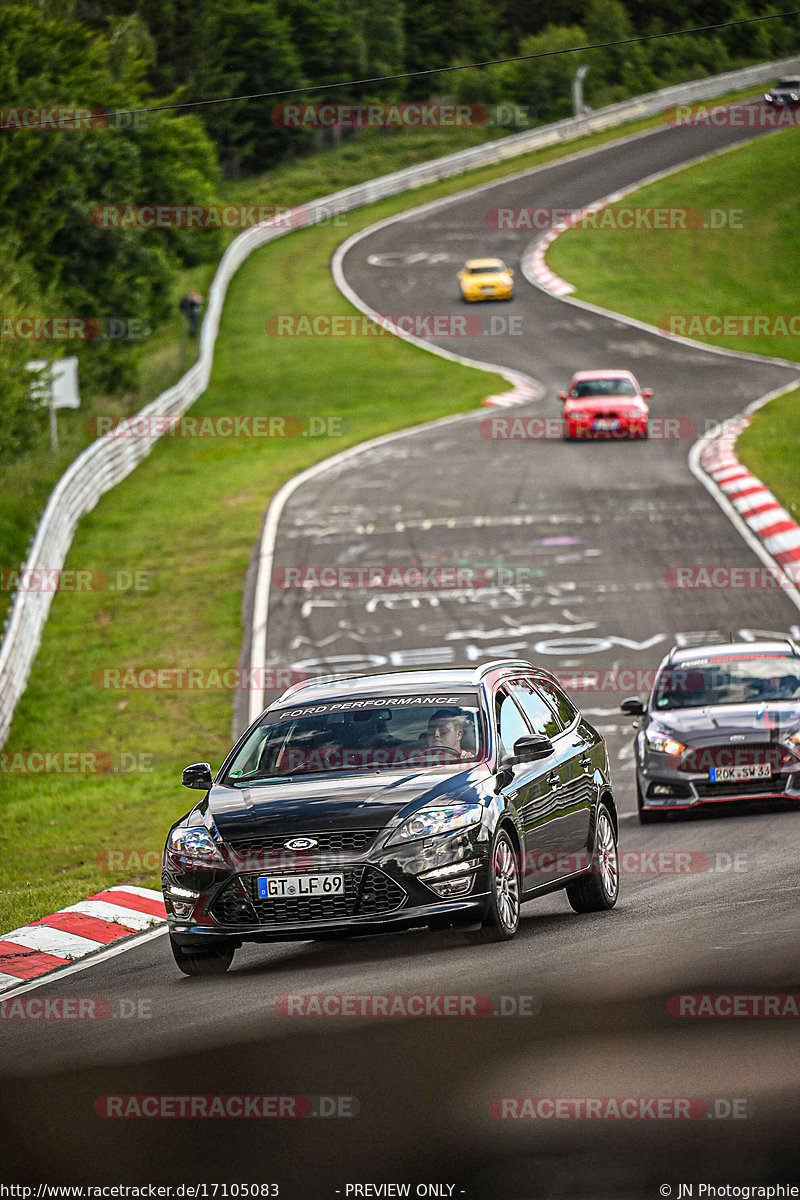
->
[206, 765, 486, 841]
[651, 703, 800, 743]
[564, 395, 645, 413]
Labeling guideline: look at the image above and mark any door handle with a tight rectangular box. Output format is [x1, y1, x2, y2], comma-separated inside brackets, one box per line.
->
[546, 772, 560, 788]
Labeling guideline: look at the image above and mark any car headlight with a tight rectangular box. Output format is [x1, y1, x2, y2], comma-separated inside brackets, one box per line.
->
[788, 730, 800, 747]
[387, 802, 483, 846]
[569, 411, 591, 420]
[645, 727, 686, 756]
[167, 825, 226, 866]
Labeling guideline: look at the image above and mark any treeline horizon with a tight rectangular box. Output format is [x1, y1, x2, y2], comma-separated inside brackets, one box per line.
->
[1, 0, 797, 453]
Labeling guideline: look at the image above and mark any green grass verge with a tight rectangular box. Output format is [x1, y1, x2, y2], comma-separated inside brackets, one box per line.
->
[0, 84, 775, 932]
[736, 389, 800, 524]
[547, 123, 800, 523]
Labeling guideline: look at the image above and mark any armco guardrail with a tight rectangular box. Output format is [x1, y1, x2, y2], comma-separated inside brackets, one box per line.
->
[1, 55, 798, 748]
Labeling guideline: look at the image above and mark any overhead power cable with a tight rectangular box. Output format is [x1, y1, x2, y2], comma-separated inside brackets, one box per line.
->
[7, 9, 800, 131]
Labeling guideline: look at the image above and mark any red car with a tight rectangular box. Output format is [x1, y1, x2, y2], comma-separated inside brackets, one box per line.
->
[559, 369, 651, 440]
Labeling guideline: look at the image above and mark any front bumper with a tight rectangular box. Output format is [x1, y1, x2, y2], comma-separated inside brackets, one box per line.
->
[565, 416, 648, 439]
[638, 760, 800, 811]
[163, 826, 492, 945]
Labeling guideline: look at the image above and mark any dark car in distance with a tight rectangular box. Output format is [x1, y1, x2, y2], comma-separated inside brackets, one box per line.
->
[764, 78, 800, 106]
[621, 639, 800, 823]
[163, 660, 619, 974]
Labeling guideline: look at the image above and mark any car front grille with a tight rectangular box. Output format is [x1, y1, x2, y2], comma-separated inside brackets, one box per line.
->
[694, 776, 786, 799]
[226, 829, 379, 856]
[209, 866, 406, 927]
[681, 744, 788, 772]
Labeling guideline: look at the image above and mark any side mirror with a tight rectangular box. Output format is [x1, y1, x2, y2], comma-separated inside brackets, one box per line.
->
[512, 734, 554, 762]
[642, 388, 653, 399]
[182, 762, 214, 790]
[508, 268, 514, 276]
[620, 697, 645, 717]
[558, 392, 567, 402]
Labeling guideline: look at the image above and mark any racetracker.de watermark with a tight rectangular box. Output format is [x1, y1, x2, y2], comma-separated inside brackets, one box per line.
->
[85, 414, 345, 439]
[272, 102, 538, 129]
[0, 317, 150, 340]
[275, 993, 540, 1017]
[0, 568, 153, 593]
[524, 850, 748, 876]
[486, 206, 744, 231]
[91, 667, 306, 691]
[490, 1097, 750, 1119]
[665, 566, 800, 589]
[0, 107, 152, 131]
[272, 565, 492, 589]
[89, 204, 346, 230]
[264, 314, 522, 337]
[479, 415, 695, 440]
[669, 993, 800, 1017]
[0, 751, 155, 775]
[665, 103, 800, 127]
[660, 314, 800, 337]
[272, 102, 504, 128]
[94, 1095, 358, 1118]
[554, 667, 685, 693]
[0, 997, 152, 1020]
[0, 107, 107, 131]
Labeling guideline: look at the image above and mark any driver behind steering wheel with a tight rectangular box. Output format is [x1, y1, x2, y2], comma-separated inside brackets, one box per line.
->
[424, 709, 472, 759]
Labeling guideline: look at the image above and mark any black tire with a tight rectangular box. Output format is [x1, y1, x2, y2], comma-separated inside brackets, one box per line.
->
[170, 935, 235, 976]
[481, 828, 521, 941]
[566, 804, 619, 913]
[637, 779, 668, 824]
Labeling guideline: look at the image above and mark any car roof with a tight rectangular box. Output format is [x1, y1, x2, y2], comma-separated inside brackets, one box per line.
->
[464, 258, 506, 269]
[268, 669, 479, 710]
[665, 640, 800, 665]
[266, 661, 560, 711]
[569, 369, 637, 381]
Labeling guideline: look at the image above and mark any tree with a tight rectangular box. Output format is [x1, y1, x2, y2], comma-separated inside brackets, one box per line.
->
[0, 4, 222, 399]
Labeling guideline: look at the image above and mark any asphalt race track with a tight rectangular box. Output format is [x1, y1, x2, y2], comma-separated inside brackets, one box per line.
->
[2, 101, 800, 1199]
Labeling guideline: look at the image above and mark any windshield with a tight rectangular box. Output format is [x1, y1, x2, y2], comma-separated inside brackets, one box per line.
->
[776, 80, 800, 88]
[654, 655, 800, 710]
[224, 693, 485, 782]
[571, 377, 636, 397]
[467, 263, 504, 274]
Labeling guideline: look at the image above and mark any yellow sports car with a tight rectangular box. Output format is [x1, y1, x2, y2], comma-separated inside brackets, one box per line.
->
[458, 258, 514, 302]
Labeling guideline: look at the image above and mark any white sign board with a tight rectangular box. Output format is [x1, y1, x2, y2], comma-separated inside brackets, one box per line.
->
[26, 358, 80, 409]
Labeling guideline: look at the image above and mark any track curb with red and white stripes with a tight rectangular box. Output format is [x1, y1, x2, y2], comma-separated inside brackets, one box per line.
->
[699, 416, 800, 580]
[0, 886, 166, 994]
[689, 402, 800, 606]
